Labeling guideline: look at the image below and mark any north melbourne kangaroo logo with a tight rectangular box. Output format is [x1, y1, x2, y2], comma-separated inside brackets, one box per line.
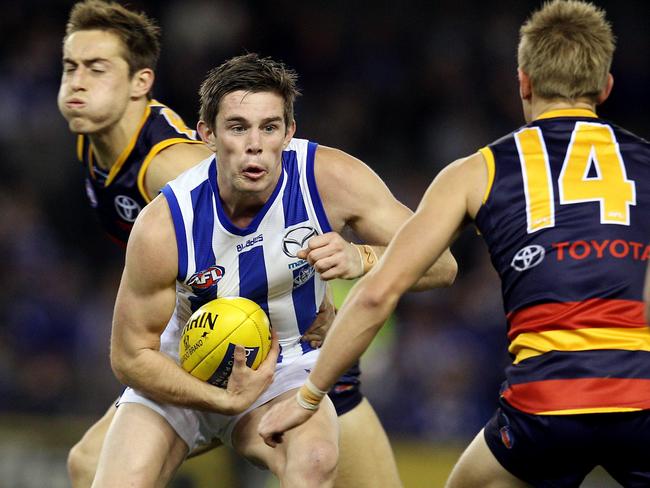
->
[282, 226, 319, 257]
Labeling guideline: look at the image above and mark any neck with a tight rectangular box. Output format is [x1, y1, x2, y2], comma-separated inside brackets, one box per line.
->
[530, 97, 597, 121]
[219, 192, 267, 228]
[216, 166, 281, 228]
[89, 98, 150, 171]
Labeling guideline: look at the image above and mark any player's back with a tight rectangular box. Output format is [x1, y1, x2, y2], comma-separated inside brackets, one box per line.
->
[476, 108, 650, 415]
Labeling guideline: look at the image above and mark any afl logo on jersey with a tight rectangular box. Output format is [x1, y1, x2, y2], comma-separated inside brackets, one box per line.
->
[114, 195, 141, 222]
[85, 179, 98, 208]
[511, 245, 545, 272]
[282, 226, 318, 257]
[188, 265, 225, 290]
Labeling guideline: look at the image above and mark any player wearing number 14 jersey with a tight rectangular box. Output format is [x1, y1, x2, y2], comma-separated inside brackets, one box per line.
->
[257, 1, 650, 486]
[477, 107, 650, 416]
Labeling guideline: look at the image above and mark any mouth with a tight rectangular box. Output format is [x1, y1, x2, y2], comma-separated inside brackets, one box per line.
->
[241, 164, 267, 181]
[65, 99, 86, 110]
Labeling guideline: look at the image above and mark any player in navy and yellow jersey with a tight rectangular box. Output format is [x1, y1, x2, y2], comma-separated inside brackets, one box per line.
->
[260, 1, 650, 486]
[58, 2, 455, 488]
[77, 99, 204, 245]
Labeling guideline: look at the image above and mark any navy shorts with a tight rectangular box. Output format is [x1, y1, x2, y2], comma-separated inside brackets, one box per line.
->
[484, 397, 650, 487]
[328, 361, 363, 416]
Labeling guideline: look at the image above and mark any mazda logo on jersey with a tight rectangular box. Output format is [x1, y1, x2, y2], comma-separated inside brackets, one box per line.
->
[282, 226, 319, 257]
[114, 195, 141, 222]
[511, 245, 545, 272]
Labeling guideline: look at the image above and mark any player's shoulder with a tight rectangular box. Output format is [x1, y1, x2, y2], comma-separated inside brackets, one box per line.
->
[144, 99, 199, 142]
[165, 153, 215, 191]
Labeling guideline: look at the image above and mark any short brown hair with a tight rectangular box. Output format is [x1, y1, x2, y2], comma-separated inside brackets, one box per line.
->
[518, 0, 615, 101]
[199, 53, 301, 132]
[65, 0, 161, 77]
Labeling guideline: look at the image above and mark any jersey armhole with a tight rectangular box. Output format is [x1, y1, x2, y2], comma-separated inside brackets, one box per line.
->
[478, 146, 495, 204]
[137, 139, 205, 203]
[161, 184, 188, 281]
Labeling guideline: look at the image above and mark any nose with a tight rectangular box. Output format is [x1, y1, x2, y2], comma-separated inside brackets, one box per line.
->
[246, 129, 262, 155]
[69, 66, 87, 91]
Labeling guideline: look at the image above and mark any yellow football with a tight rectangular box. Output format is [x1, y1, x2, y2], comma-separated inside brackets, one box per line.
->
[179, 297, 272, 387]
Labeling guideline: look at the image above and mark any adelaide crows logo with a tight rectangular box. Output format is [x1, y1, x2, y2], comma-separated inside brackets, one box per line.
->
[282, 226, 318, 257]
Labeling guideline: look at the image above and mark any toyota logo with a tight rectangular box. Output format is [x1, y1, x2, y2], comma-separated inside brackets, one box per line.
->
[114, 195, 141, 222]
[282, 226, 318, 257]
[511, 245, 545, 272]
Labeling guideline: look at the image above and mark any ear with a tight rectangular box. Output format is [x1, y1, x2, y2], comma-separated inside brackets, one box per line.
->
[283, 119, 296, 148]
[197, 120, 217, 152]
[596, 73, 614, 105]
[518, 68, 533, 101]
[131, 68, 155, 99]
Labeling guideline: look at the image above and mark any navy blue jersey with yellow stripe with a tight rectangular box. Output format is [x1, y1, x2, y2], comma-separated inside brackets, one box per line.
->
[78, 100, 203, 245]
[475, 108, 650, 415]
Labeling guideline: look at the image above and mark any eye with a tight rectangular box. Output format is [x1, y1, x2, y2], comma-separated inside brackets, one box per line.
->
[63, 64, 76, 74]
[230, 125, 245, 133]
[263, 124, 279, 133]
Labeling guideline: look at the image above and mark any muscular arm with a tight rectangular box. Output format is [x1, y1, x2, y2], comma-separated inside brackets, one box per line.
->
[313, 145, 457, 289]
[144, 142, 213, 199]
[111, 195, 276, 415]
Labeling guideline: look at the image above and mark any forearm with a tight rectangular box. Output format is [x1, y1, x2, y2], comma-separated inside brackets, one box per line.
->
[360, 245, 457, 290]
[309, 275, 400, 392]
[112, 347, 242, 415]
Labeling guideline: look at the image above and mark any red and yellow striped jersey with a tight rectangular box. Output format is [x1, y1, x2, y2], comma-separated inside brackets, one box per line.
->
[475, 109, 650, 415]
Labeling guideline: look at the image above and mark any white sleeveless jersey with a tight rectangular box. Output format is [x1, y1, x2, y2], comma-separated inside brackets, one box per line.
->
[160, 138, 331, 364]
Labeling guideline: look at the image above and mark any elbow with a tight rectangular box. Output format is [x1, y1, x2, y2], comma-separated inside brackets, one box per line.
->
[110, 347, 133, 386]
[354, 279, 401, 324]
[440, 257, 458, 287]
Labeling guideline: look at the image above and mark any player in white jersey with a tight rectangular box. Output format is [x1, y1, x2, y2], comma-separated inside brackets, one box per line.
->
[93, 54, 457, 487]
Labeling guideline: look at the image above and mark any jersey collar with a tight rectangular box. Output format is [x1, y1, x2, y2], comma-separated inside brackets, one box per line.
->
[535, 108, 597, 121]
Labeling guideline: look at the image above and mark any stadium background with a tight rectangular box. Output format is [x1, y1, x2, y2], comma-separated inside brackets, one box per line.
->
[0, 0, 647, 486]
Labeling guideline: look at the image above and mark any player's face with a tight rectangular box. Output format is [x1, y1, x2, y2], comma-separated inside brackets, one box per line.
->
[57, 30, 132, 134]
[212, 90, 295, 199]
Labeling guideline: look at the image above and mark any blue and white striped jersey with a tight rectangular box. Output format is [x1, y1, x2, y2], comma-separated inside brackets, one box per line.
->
[161, 138, 331, 363]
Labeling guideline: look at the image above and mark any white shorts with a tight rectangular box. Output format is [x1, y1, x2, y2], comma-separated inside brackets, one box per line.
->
[118, 349, 319, 451]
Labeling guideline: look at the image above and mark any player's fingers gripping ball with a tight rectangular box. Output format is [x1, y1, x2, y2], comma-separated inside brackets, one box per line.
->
[179, 297, 272, 387]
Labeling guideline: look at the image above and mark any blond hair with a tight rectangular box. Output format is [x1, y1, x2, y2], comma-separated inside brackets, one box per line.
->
[518, 0, 615, 101]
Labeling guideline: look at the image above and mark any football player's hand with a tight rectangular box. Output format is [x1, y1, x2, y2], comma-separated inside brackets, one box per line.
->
[298, 232, 362, 279]
[301, 292, 336, 348]
[258, 394, 316, 447]
[225, 331, 279, 414]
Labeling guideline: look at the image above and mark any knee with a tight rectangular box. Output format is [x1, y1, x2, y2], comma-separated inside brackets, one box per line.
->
[290, 439, 339, 483]
[67, 440, 98, 487]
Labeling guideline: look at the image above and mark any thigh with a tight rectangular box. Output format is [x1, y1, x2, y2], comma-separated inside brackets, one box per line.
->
[334, 398, 402, 488]
[446, 428, 529, 488]
[232, 389, 339, 475]
[75, 402, 116, 455]
[93, 403, 188, 488]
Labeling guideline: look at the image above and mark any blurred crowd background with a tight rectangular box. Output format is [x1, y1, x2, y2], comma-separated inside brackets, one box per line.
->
[0, 0, 647, 486]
